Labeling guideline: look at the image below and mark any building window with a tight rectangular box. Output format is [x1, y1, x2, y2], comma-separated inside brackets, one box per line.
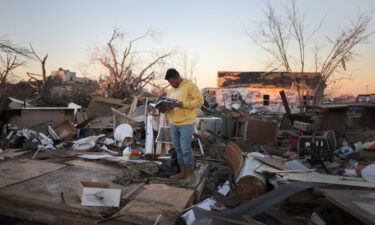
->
[303, 95, 313, 105]
[263, 95, 270, 106]
[231, 93, 239, 101]
[303, 95, 307, 105]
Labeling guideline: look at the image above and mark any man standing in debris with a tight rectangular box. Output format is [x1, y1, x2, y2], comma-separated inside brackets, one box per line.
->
[163, 68, 204, 184]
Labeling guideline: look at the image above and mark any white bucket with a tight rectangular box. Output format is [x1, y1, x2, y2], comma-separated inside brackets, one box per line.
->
[114, 124, 133, 145]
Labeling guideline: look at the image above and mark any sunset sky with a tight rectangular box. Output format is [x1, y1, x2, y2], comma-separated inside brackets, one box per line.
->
[1, 0, 374, 96]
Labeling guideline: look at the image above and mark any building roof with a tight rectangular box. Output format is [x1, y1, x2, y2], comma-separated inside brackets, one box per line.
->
[217, 71, 321, 89]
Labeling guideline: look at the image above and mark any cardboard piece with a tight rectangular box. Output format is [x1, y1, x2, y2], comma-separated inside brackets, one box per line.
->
[77, 181, 121, 207]
[52, 120, 77, 140]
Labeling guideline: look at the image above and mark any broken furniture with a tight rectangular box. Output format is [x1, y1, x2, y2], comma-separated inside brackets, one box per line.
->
[308, 104, 349, 136]
[235, 118, 278, 145]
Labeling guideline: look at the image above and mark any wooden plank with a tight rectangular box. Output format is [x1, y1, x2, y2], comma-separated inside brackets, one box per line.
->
[264, 207, 305, 225]
[114, 185, 194, 225]
[280, 172, 375, 188]
[242, 216, 263, 225]
[253, 156, 289, 170]
[1, 166, 132, 210]
[287, 189, 320, 204]
[144, 98, 149, 123]
[255, 164, 282, 174]
[112, 107, 137, 128]
[279, 90, 291, 115]
[0, 192, 125, 225]
[320, 188, 375, 225]
[0, 159, 65, 188]
[0, 161, 146, 225]
[88, 114, 113, 129]
[66, 159, 122, 174]
[0, 149, 30, 159]
[128, 96, 139, 117]
[95, 96, 123, 105]
[210, 216, 254, 225]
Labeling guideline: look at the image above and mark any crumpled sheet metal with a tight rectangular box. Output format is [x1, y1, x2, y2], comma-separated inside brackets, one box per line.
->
[193, 182, 325, 225]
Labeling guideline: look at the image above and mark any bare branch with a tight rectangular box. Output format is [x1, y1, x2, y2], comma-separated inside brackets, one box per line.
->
[0, 36, 30, 57]
[29, 43, 48, 84]
[92, 28, 171, 98]
[0, 55, 24, 86]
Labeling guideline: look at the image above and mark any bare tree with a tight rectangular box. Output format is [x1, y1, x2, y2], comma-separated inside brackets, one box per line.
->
[250, 0, 372, 106]
[92, 28, 171, 98]
[0, 55, 24, 88]
[0, 36, 29, 93]
[78, 63, 91, 78]
[181, 51, 198, 82]
[29, 43, 48, 84]
[312, 14, 372, 104]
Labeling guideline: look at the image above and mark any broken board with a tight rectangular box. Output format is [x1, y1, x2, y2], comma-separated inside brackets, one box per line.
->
[1, 165, 126, 206]
[253, 156, 289, 170]
[0, 159, 65, 188]
[66, 159, 123, 174]
[280, 172, 375, 188]
[319, 188, 375, 225]
[114, 184, 194, 225]
[0, 149, 30, 159]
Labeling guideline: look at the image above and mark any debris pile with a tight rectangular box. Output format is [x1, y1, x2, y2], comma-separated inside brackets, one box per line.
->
[1, 92, 375, 225]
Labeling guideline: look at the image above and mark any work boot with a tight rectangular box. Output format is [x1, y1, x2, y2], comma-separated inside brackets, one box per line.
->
[170, 165, 187, 179]
[184, 166, 196, 184]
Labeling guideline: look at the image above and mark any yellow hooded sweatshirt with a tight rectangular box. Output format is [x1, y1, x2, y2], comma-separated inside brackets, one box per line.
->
[166, 79, 204, 126]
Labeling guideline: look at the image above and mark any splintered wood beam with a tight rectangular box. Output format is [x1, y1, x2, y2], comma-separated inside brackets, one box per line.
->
[210, 216, 255, 225]
[111, 107, 137, 128]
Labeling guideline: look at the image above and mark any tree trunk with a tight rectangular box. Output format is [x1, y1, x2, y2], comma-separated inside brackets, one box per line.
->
[313, 81, 326, 105]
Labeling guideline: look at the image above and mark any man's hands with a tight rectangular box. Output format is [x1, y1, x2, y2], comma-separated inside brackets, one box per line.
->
[176, 101, 183, 108]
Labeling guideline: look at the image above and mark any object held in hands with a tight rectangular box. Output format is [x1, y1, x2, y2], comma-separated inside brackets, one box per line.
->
[151, 96, 181, 112]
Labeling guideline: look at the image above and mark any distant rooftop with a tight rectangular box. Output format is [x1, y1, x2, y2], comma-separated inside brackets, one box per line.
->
[218, 71, 321, 89]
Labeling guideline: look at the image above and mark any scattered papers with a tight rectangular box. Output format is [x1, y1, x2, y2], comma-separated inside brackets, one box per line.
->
[217, 180, 230, 196]
[181, 198, 217, 225]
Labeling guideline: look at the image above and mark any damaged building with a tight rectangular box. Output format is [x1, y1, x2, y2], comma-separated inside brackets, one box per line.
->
[207, 71, 321, 113]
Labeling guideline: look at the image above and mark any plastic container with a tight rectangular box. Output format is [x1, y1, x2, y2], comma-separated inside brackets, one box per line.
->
[122, 147, 132, 159]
